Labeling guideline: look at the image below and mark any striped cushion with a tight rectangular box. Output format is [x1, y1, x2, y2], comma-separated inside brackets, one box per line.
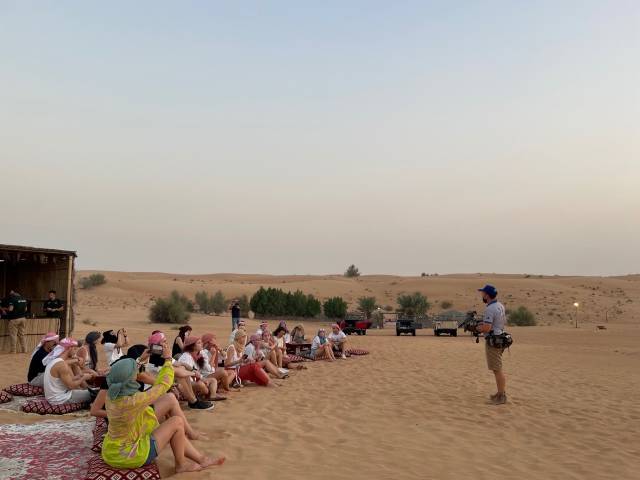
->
[21, 398, 89, 415]
[84, 454, 161, 480]
[4, 383, 44, 397]
[0, 390, 12, 404]
[284, 354, 305, 363]
[92, 417, 108, 452]
[346, 348, 370, 356]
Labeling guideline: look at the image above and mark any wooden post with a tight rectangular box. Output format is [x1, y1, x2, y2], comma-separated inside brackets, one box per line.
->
[64, 255, 74, 337]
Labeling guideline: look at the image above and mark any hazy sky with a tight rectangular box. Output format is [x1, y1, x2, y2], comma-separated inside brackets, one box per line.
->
[2, 1, 638, 275]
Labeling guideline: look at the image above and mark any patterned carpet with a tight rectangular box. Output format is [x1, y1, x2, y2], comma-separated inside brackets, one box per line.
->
[0, 419, 93, 480]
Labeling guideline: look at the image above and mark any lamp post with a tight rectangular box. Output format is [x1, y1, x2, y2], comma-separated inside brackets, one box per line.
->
[573, 302, 579, 328]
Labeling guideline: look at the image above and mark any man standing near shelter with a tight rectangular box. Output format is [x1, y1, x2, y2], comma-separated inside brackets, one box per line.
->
[43, 290, 64, 319]
[2, 290, 28, 354]
[476, 284, 508, 405]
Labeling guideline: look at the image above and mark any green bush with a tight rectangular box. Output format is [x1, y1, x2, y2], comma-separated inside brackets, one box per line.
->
[344, 264, 360, 278]
[357, 296, 377, 319]
[79, 273, 107, 289]
[383, 305, 394, 312]
[194, 290, 227, 315]
[250, 287, 321, 318]
[440, 300, 453, 309]
[397, 292, 430, 316]
[508, 306, 537, 326]
[149, 290, 192, 324]
[323, 296, 348, 319]
[237, 294, 251, 317]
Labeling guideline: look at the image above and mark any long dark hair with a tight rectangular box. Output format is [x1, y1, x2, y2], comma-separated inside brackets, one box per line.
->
[178, 325, 192, 341]
[85, 331, 101, 370]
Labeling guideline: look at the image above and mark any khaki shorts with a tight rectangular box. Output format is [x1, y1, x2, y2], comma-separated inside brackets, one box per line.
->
[485, 342, 503, 371]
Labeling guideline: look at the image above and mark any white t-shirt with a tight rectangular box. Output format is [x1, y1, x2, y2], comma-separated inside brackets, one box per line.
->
[200, 349, 215, 376]
[311, 336, 327, 351]
[177, 352, 198, 372]
[328, 331, 347, 343]
[244, 343, 264, 361]
[103, 343, 123, 366]
[284, 333, 291, 344]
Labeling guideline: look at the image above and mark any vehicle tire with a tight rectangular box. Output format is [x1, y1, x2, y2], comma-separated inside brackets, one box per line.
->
[396, 330, 400, 336]
[363, 330, 367, 335]
[411, 331, 416, 336]
[452, 330, 458, 337]
[434, 331, 440, 336]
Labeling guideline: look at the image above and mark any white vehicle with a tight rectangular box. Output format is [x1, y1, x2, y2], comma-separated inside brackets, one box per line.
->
[433, 318, 458, 337]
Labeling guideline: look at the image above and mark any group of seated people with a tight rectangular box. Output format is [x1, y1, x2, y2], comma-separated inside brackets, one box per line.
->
[24, 320, 350, 473]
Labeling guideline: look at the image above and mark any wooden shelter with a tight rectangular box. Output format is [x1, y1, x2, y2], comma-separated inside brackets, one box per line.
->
[0, 244, 77, 352]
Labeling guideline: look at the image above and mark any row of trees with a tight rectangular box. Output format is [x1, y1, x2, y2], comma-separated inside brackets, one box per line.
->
[194, 290, 250, 316]
[249, 287, 322, 317]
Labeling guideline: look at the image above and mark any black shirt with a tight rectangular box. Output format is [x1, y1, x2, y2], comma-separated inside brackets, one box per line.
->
[231, 304, 241, 318]
[44, 298, 63, 318]
[5, 295, 28, 320]
[27, 346, 49, 381]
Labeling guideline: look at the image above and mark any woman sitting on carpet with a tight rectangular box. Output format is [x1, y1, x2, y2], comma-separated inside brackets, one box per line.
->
[245, 334, 288, 378]
[272, 326, 288, 369]
[200, 333, 233, 394]
[77, 331, 102, 375]
[310, 328, 336, 361]
[291, 324, 306, 343]
[177, 336, 224, 401]
[225, 331, 271, 387]
[101, 329, 129, 366]
[102, 341, 223, 473]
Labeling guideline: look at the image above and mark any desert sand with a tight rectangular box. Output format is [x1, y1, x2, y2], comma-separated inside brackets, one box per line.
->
[1, 272, 639, 479]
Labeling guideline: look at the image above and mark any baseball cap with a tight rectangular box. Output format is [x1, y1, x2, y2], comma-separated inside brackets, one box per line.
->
[478, 284, 498, 297]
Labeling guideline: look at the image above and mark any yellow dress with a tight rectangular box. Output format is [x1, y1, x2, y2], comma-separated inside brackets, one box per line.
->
[102, 361, 174, 468]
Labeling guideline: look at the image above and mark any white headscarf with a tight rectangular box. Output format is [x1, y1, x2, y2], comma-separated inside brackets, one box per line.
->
[42, 338, 77, 366]
[30, 332, 59, 359]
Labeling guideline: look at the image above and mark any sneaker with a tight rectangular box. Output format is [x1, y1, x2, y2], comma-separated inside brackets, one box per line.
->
[341, 354, 347, 359]
[278, 368, 289, 375]
[490, 393, 507, 405]
[189, 399, 215, 411]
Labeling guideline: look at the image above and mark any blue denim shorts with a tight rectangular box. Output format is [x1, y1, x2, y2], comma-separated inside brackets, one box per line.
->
[144, 436, 158, 465]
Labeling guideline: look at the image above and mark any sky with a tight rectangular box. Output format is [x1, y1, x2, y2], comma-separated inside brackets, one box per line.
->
[1, 1, 638, 276]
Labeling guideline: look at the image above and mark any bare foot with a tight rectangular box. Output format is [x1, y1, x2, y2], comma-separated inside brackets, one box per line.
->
[199, 456, 226, 469]
[176, 462, 202, 473]
[187, 430, 209, 441]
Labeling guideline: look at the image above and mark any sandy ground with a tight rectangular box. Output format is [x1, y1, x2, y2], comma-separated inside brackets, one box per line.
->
[1, 273, 639, 479]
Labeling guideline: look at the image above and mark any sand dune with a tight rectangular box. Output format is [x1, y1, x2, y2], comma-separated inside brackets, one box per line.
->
[1, 272, 639, 479]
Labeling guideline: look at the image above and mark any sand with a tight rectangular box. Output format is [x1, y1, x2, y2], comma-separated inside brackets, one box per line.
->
[1, 272, 639, 479]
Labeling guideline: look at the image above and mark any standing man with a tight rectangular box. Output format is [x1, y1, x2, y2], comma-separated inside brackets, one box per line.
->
[44, 290, 64, 319]
[476, 284, 508, 405]
[230, 299, 241, 330]
[3, 290, 28, 354]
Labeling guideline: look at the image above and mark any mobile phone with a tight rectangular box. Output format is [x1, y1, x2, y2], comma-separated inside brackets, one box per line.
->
[150, 344, 163, 355]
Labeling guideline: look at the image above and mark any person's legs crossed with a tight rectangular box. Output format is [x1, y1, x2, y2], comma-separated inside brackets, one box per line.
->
[69, 389, 92, 403]
[29, 372, 45, 387]
[153, 393, 198, 439]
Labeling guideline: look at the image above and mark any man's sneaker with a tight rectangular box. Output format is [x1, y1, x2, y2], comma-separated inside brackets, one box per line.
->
[490, 393, 507, 405]
[189, 399, 215, 411]
[278, 368, 289, 375]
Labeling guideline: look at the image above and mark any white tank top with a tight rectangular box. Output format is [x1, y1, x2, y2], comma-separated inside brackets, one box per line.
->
[44, 357, 72, 405]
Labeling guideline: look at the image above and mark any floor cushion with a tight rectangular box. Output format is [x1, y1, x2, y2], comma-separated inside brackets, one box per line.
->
[21, 398, 90, 415]
[92, 417, 108, 452]
[284, 354, 305, 363]
[346, 348, 370, 356]
[3, 383, 44, 397]
[0, 390, 13, 403]
[84, 454, 161, 480]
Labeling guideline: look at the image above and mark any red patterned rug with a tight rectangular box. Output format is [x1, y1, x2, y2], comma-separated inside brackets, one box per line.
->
[0, 419, 93, 480]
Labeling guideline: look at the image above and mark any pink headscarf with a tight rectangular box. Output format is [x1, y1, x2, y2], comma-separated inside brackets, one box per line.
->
[148, 331, 166, 345]
[42, 337, 78, 366]
[30, 332, 60, 359]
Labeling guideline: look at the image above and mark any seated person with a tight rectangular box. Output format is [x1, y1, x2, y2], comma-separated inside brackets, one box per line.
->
[290, 324, 306, 343]
[228, 320, 247, 346]
[102, 342, 224, 473]
[259, 326, 280, 366]
[27, 332, 59, 387]
[272, 326, 288, 368]
[278, 321, 291, 343]
[101, 329, 129, 365]
[310, 329, 336, 362]
[256, 321, 269, 336]
[44, 337, 94, 405]
[200, 333, 232, 394]
[327, 324, 348, 359]
[145, 333, 214, 410]
[225, 331, 271, 387]
[245, 334, 287, 378]
[172, 325, 192, 358]
[177, 336, 223, 402]
[77, 331, 103, 375]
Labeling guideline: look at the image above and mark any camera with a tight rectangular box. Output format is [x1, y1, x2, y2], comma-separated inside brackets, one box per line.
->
[150, 344, 164, 355]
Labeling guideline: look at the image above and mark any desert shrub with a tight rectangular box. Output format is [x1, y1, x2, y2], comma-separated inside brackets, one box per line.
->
[440, 300, 453, 309]
[344, 264, 360, 278]
[79, 273, 107, 289]
[508, 306, 537, 326]
[397, 292, 430, 316]
[323, 296, 348, 319]
[250, 287, 320, 318]
[194, 290, 227, 315]
[357, 296, 377, 319]
[383, 305, 394, 312]
[237, 294, 250, 317]
[194, 291, 211, 313]
[149, 290, 192, 324]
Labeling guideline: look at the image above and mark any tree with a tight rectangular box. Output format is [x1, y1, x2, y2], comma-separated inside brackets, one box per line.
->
[210, 290, 227, 315]
[344, 264, 360, 278]
[323, 296, 348, 319]
[357, 296, 377, 319]
[249, 287, 320, 317]
[195, 291, 212, 313]
[397, 292, 430, 316]
[237, 294, 250, 317]
[149, 291, 191, 324]
[508, 306, 537, 326]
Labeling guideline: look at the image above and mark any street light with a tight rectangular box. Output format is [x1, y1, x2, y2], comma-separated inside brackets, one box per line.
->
[573, 302, 580, 328]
